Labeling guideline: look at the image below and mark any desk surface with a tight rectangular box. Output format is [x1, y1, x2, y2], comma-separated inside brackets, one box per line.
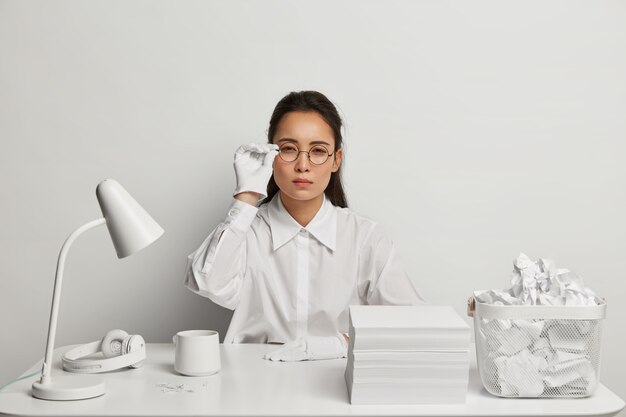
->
[0, 343, 623, 417]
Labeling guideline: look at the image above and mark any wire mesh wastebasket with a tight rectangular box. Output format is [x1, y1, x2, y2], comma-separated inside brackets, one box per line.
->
[467, 294, 606, 398]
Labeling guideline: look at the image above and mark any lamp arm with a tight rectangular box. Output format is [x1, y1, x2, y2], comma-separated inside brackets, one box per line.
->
[39, 218, 107, 385]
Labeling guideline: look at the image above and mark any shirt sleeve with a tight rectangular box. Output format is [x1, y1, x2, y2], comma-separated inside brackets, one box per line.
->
[359, 223, 428, 306]
[184, 199, 258, 310]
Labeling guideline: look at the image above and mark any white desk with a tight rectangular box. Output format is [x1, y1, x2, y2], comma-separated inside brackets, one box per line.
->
[0, 343, 623, 416]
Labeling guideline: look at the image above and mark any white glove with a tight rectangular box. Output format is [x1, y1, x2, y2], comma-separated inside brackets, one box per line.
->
[233, 143, 279, 199]
[263, 335, 348, 362]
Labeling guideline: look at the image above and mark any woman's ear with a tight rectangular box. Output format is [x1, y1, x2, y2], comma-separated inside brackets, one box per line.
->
[332, 148, 343, 173]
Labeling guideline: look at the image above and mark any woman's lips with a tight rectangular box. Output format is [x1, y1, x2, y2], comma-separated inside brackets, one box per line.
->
[293, 178, 313, 186]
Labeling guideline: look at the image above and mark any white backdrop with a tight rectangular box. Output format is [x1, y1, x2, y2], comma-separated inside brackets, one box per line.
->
[1, 0, 625, 411]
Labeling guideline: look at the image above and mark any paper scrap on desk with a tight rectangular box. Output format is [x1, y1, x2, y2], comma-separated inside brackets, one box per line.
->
[475, 253, 600, 397]
[156, 383, 195, 394]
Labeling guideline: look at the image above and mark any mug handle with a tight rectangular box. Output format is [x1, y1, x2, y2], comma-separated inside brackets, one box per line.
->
[172, 334, 177, 346]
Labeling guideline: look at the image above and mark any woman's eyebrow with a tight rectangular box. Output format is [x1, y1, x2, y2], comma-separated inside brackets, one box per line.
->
[277, 137, 331, 146]
[310, 140, 332, 146]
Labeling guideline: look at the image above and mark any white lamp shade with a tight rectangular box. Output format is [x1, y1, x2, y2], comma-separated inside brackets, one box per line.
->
[96, 179, 164, 258]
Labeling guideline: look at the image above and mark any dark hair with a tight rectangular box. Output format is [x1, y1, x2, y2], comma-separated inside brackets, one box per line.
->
[263, 90, 348, 208]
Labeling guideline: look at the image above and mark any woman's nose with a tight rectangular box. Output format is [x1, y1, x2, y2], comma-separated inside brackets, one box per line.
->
[295, 152, 311, 172]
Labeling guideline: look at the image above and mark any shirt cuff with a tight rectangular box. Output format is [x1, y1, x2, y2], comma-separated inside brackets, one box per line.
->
[225, 199, 258, 232]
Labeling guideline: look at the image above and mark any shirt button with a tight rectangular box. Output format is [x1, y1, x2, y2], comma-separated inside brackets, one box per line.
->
[300, 229, 307, 235]
[228, 208, 240, 217]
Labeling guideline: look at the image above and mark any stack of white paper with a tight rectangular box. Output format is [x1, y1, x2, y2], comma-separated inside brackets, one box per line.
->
[345, 305, 470, 405]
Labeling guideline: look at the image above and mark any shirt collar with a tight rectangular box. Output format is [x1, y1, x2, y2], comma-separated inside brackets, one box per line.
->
[268, 193, 337, 252]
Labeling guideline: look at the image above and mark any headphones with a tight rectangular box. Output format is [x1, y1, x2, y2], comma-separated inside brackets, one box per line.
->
[62, 329, 146, 374]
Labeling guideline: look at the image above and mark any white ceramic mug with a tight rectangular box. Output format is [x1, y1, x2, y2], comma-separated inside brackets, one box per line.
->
[173, 330, 221, 376]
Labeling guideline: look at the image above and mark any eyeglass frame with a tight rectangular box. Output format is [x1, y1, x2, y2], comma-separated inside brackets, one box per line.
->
[277, 143, 335, 165]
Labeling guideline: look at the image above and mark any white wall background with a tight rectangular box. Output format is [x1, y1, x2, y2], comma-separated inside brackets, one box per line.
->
[1, 0, 624, 411]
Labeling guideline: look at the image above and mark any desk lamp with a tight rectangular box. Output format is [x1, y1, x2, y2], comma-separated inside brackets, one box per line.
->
[31, 179, 164, 401]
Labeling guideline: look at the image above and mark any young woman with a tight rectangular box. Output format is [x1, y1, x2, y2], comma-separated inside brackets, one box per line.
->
[185, 91, 425, 361]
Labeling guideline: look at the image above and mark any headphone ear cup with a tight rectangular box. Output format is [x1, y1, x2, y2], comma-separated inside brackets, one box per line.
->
[122, 335, 146, 369]
[101, 329, 130, 358]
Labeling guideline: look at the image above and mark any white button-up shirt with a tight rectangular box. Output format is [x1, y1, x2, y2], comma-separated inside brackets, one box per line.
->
[185, 193, 426, 344]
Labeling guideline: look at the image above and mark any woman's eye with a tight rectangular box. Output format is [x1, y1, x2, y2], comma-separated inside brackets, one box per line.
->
[311, 146, 327, 155]
[281, 145, 298, 154]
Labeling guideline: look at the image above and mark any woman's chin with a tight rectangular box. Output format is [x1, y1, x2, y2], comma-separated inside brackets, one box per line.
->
[281, 188, 323, 203]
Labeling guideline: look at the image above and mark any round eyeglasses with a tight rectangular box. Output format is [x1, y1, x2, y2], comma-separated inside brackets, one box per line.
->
[278, 143, 334, 165]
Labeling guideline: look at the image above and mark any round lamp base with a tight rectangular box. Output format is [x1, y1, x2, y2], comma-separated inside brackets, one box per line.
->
[32, 375, 105, 401]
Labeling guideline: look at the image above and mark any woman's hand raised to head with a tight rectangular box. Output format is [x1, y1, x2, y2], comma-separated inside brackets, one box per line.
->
[233, 143, 279, 204]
